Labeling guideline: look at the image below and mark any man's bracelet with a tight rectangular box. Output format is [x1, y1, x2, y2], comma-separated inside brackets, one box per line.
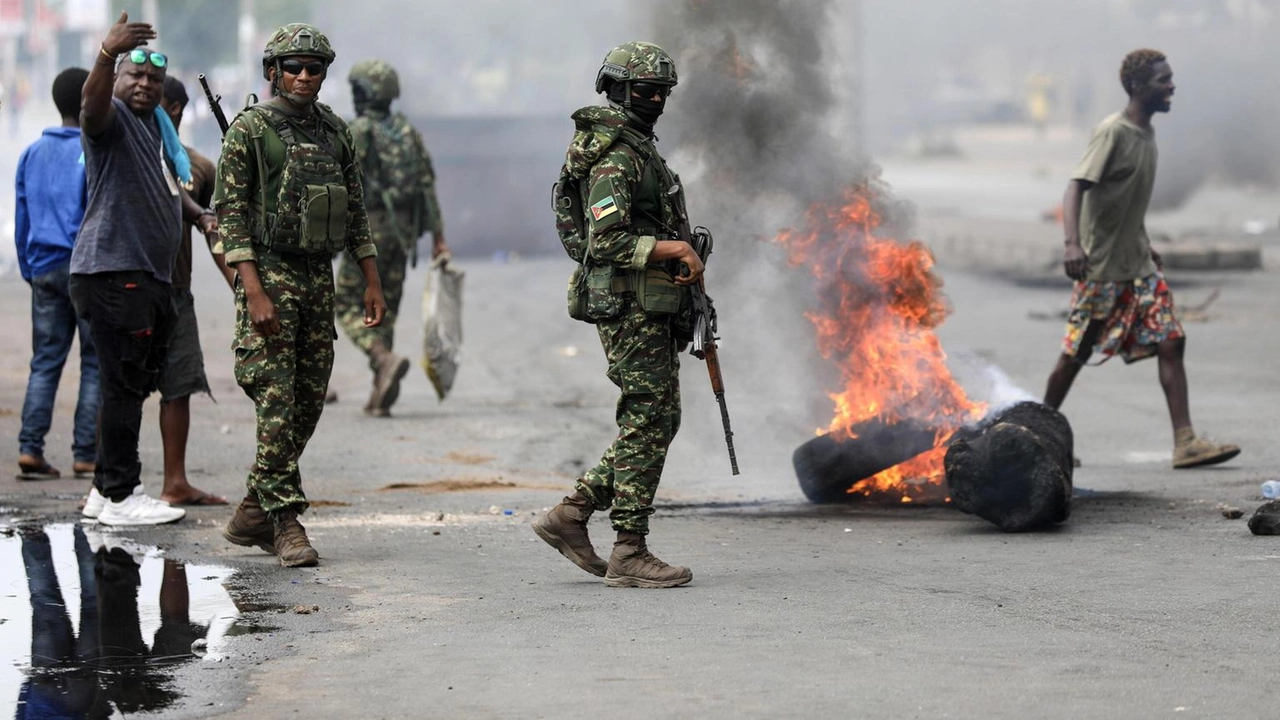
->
[97, 45, 115, 65]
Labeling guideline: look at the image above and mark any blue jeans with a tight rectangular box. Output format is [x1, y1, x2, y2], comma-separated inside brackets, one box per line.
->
[19, 263, 99, 462]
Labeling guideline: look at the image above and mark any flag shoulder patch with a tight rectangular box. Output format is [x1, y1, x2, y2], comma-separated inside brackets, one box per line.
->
[590, 195, 618, 221]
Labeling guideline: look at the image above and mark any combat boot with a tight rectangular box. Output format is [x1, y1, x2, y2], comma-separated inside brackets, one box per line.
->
[532, 491, 608, 577]
[367, 343, 410, 416]
[272, 509, 319, 568]
[222, 494, 275, 554]
[604, 532, 692, 589]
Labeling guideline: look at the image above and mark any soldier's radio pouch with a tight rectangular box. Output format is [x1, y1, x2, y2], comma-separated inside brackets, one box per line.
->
[635, 266, 682, 315]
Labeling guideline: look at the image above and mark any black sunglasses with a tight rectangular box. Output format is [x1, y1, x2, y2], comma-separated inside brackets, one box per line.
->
[631, 82, 670, 100]
[280, 58, 327, 76]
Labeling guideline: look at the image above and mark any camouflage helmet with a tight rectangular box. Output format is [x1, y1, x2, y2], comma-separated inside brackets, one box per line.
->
[261, 23, 336, 80]
[594, 41, 678, 94]
[349, 59, 400, 102]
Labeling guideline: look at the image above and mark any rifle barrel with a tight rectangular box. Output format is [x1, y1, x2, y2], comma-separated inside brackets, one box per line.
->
[198, 74, 230, 136]
[703, 343, 738, 474]
[715, 391, 740, 475]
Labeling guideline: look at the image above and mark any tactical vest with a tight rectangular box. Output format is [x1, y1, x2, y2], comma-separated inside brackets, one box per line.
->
[624, 129, 680, 240]
[244, 104, 351, 255]
[617, 128, 688, 318]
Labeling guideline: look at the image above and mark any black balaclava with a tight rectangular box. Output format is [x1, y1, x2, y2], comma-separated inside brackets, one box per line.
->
[607, 81, 666, 132]
[351, 82, 391, 117]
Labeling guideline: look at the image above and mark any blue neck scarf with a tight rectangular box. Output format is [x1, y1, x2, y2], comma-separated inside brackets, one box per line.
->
[154, 106, 191, 189]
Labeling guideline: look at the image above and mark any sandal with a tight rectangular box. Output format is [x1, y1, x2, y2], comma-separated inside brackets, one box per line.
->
[17, 456, 61, 481]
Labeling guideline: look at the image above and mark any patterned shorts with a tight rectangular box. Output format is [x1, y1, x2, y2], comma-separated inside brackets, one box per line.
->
[1062, 273, 1184, 365]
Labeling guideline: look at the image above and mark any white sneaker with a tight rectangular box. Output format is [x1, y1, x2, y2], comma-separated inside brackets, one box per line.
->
[82, 487, 107, 519]
[82, 526, 105, 553]
[97, 486, 185, 526]
[101, 534, 152, 566]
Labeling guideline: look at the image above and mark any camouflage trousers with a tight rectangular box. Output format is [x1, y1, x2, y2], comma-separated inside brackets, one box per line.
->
[576, 299, 681, 534]
[336, 214, 409, 369]
[232, 252, 336, 514]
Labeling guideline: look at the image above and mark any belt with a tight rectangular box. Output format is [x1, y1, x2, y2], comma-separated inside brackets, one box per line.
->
[255, 248, 333, 268]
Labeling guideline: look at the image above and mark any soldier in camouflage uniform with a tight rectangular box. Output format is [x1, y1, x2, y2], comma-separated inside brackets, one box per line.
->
[215, 23, 387, 567]
[533, 42, 705, 589]
[335, 59, 448, 416]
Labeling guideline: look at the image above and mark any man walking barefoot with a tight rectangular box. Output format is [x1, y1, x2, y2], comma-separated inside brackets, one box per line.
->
[155, 75, 232, 507]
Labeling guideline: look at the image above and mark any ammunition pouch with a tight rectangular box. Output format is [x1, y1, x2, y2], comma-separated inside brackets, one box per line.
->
[635, 266, 683, 315]
[567, 265, 591, 323]
[567, 263, 627, 323]
[300, 181, 349, 250]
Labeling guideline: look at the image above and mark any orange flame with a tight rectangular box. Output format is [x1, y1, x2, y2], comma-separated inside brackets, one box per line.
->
[776, 183, 986, 502]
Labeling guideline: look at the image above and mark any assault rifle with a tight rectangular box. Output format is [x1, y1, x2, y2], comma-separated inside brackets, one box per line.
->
[198, 74, 229, 136]
[685, 226, 739, 475]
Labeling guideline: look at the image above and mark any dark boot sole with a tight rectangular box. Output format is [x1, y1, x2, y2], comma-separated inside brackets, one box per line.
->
[604, 572, 693, 589]
[223, 528, 276, 555]
[532, 523, 607, 577]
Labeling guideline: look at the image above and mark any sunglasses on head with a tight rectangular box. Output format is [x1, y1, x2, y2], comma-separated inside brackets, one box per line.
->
[280, 58, 328, 76]
[631, 82, 669, 100]
[127, 49, 167, 69]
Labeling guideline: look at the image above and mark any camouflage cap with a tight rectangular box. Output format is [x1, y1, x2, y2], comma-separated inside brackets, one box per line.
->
[262, 23, 336, 79]
[594, 41, 678, 94]
[349, 59, 400, 102]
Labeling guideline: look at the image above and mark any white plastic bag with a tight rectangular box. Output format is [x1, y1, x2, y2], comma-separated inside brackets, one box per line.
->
[421, 254, 464, 400]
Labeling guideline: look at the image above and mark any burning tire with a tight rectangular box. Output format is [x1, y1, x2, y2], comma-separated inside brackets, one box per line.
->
[792, 418, 939, 504]
[944, 401, 1073, 532]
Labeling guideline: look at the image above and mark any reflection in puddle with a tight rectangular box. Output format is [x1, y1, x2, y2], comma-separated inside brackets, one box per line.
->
[0, 523, 240, 717]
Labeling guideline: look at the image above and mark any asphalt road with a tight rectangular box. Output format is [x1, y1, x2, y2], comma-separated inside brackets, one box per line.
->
[1, 243, 1278, 718]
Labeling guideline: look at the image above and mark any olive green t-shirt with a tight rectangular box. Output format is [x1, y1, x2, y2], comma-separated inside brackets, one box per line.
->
[1071, 111, 1158, 282]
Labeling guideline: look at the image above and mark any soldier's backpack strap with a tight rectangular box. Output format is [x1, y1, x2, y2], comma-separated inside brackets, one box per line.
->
[614, 127, 675, 238]
[238, 106, 276, 244]
[314, 103, 355, 164]
[253, 102, 345, 162]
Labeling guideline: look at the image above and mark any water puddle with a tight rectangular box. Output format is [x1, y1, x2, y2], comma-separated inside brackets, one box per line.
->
[0, 523, 240, 717]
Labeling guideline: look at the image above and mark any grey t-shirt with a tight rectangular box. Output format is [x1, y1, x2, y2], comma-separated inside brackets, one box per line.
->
[1071, 111, 1159, 282]
[71, 97, 182, 283]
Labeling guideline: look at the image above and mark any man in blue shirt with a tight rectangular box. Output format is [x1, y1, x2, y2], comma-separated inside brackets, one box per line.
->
[15, 67, 99, 481]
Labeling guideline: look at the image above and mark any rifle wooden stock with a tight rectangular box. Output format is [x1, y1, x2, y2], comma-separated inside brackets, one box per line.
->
[704, 341, 725, 395]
